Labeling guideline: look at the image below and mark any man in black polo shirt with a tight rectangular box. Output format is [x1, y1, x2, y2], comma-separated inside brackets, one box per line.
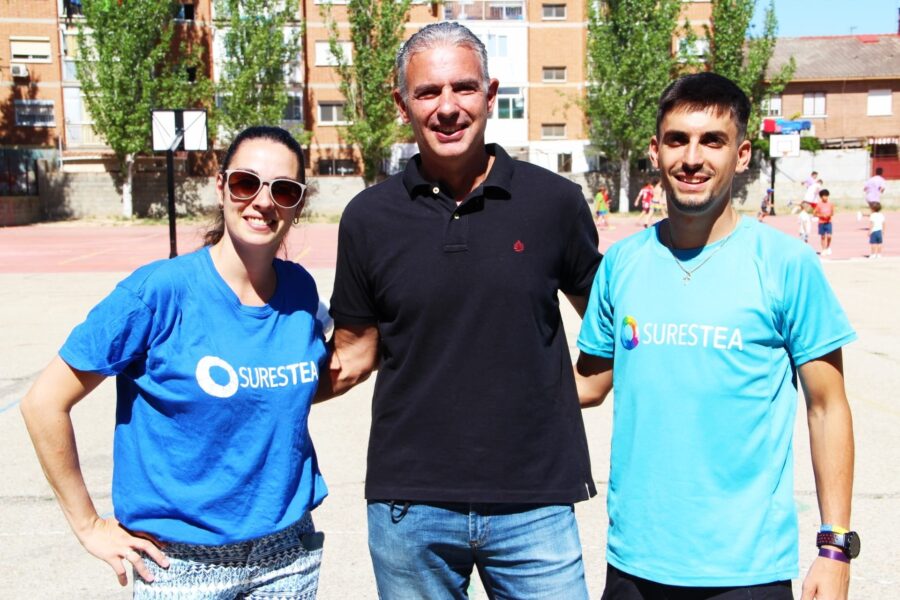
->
[324, 21, 601, 598]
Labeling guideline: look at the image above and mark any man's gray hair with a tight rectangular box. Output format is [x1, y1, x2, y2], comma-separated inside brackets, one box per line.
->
[396, 21, 490, 102]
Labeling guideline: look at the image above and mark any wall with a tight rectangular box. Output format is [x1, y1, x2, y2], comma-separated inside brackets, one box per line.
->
[26, 148, 898, 224]
[0, 196, 41, 226]
[751, 148, 898, 209]
[38, 161, 218, 220]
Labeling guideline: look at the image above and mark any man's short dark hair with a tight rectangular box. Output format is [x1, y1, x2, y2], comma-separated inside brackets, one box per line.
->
[875, 167, 884, 176]
[656, 72, 751, 141]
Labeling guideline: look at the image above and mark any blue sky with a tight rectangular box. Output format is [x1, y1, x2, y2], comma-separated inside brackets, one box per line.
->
[753, 0, 899, 37]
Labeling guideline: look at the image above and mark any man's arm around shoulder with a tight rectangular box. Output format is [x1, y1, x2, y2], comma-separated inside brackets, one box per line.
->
[798, 348, 854, 600]
[314, 323, 380, 402]
[574, 352, 613, 408]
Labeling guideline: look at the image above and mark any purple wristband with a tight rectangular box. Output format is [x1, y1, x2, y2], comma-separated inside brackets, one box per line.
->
[818, 547, 851, 563]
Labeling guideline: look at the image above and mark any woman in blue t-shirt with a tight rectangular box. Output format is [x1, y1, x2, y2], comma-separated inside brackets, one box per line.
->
[21, 126, 329, 598]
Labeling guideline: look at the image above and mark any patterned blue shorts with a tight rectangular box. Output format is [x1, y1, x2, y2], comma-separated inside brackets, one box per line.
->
[133, 513, 324, 599]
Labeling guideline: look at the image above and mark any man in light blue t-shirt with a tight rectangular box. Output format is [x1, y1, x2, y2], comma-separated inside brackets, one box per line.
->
[575, 73, 857, 600]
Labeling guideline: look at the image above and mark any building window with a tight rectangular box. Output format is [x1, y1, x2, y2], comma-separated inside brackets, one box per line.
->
[495, 87, 524, 119]
[541, 123, 566, 139]
[175, 2, 195, 20]
[318, 102, 346, 124]
[542, 4, 566, 19]
[317, 158, 357, 175]
[677, 38, 709, 60]
[485, 34, 508, 59]
[283, 94, 303, 123]
[802, 92, 826, 117]
[557, 153, 572, 173]
[315, 41, 352, 67]
[761, 95, 782, 117]
[488, 2, 524, 20]
[542, 66, 567, 82]
[867, 89, 892, 116]
[15, 100, 55, 127]
[10, 37, 52, 63]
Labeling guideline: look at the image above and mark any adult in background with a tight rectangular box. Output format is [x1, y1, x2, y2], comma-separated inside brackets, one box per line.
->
[575, 72, 857, 600]
[21, 126, 328, 598]
[861, 167, 887, 219]
[320, 21, 600, 599]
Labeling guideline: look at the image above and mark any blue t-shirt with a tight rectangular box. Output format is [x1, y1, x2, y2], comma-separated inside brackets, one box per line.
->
[577, 217, 856, 586]
[60, 247, 328, 545]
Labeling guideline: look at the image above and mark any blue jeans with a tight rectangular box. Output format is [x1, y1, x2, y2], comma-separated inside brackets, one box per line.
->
[133, 514, 323, 599]
[368, 501, 589, 600]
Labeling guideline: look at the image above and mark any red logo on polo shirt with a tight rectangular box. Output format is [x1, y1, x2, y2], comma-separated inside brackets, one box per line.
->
[513, 240, 525, 253]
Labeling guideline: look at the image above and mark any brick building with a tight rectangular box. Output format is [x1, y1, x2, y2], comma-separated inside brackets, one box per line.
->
[0, 0, 64, 196]
[767, 33, 900, 178]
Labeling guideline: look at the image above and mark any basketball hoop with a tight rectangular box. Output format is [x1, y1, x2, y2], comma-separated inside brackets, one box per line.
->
[769, 134, 800, 159]
[151, 109, 209, 258]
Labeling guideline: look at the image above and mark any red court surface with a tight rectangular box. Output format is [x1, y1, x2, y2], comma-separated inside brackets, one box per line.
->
[0, 222, 340, 274]
[0, 211, 893, 274]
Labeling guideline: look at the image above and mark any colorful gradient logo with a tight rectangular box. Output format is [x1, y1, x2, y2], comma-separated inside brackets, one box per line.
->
[621, 316, 639, 350]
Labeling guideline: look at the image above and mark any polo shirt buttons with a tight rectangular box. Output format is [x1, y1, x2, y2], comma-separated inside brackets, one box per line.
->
[432, 186, 440, 194]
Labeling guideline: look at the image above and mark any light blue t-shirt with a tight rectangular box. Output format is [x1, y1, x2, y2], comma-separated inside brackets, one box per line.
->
[61, 247, 328, 545]
[577, 217, 856, 586]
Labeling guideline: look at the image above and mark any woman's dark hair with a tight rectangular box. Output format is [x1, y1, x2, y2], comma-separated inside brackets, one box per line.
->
[203, 126, 306, 247]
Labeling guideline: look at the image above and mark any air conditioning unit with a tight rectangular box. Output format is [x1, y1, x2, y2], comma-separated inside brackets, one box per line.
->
[10, 64, 29, 78]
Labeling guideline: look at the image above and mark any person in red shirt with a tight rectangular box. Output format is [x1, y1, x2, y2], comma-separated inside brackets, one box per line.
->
[814, 188, 835, 256]
[634, 179, 656, 228]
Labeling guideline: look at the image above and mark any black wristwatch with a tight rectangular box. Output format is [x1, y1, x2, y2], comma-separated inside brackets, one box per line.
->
[816, 530, 861, 560]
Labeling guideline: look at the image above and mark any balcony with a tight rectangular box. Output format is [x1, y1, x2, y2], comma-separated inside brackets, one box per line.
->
[443, 1, 525, 21]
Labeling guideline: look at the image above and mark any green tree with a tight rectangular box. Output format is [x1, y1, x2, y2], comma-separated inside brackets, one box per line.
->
[215, 0, 304, 144]
[706, 0, 795, 136]
[584, 0, 684, 213]
[77, 0, 213, 217]
[322, 0, 412, 185]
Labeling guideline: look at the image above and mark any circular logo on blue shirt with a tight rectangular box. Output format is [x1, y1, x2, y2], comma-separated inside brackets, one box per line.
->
[196, 355, 239, 398]
[621, 316, 639, 350]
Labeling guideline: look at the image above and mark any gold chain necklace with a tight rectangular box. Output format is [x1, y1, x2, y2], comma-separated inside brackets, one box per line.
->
[666, 222, 737, 285]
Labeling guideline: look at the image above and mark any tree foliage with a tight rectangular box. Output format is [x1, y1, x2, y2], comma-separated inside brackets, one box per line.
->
[323, 0, 412, 185]
[215, 0, 303, 143]
[705, 0, 795, 136]
[77, 0, 212, 162]
[584, 0, 684, 209]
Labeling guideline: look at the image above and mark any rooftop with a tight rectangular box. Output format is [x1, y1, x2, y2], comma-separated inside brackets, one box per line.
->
[768, 34, 900, 80]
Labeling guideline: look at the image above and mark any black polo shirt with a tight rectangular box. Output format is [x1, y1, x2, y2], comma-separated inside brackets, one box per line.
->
[331, 144, 601, 504]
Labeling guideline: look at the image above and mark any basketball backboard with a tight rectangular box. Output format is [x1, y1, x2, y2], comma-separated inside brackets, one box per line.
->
[151, 109, 208, 151]
[769, 134, 800, 159]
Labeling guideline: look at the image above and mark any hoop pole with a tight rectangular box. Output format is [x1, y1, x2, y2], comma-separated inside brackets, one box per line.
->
[166, 128, 185, 259]
[769, 156, 777, 216]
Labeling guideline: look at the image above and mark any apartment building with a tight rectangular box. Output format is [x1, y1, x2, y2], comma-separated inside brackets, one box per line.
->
[256, 0, 712, 177]
[1, 0, 714, 185]
[0, 0, 64, 195]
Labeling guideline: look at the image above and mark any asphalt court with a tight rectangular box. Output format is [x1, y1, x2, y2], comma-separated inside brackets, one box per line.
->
[1, 213, 898, 598]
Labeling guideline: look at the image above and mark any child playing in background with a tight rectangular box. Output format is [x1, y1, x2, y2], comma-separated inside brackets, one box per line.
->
[757, 188, 774, 222]
[798, 200, 812, 243]
[594, 185, 611, 229]
[814, 188, 834, 256]
[869, 201, 885, 258]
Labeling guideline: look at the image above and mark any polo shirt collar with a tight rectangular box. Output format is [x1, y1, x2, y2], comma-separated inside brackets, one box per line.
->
[402, 143, 514, 201]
